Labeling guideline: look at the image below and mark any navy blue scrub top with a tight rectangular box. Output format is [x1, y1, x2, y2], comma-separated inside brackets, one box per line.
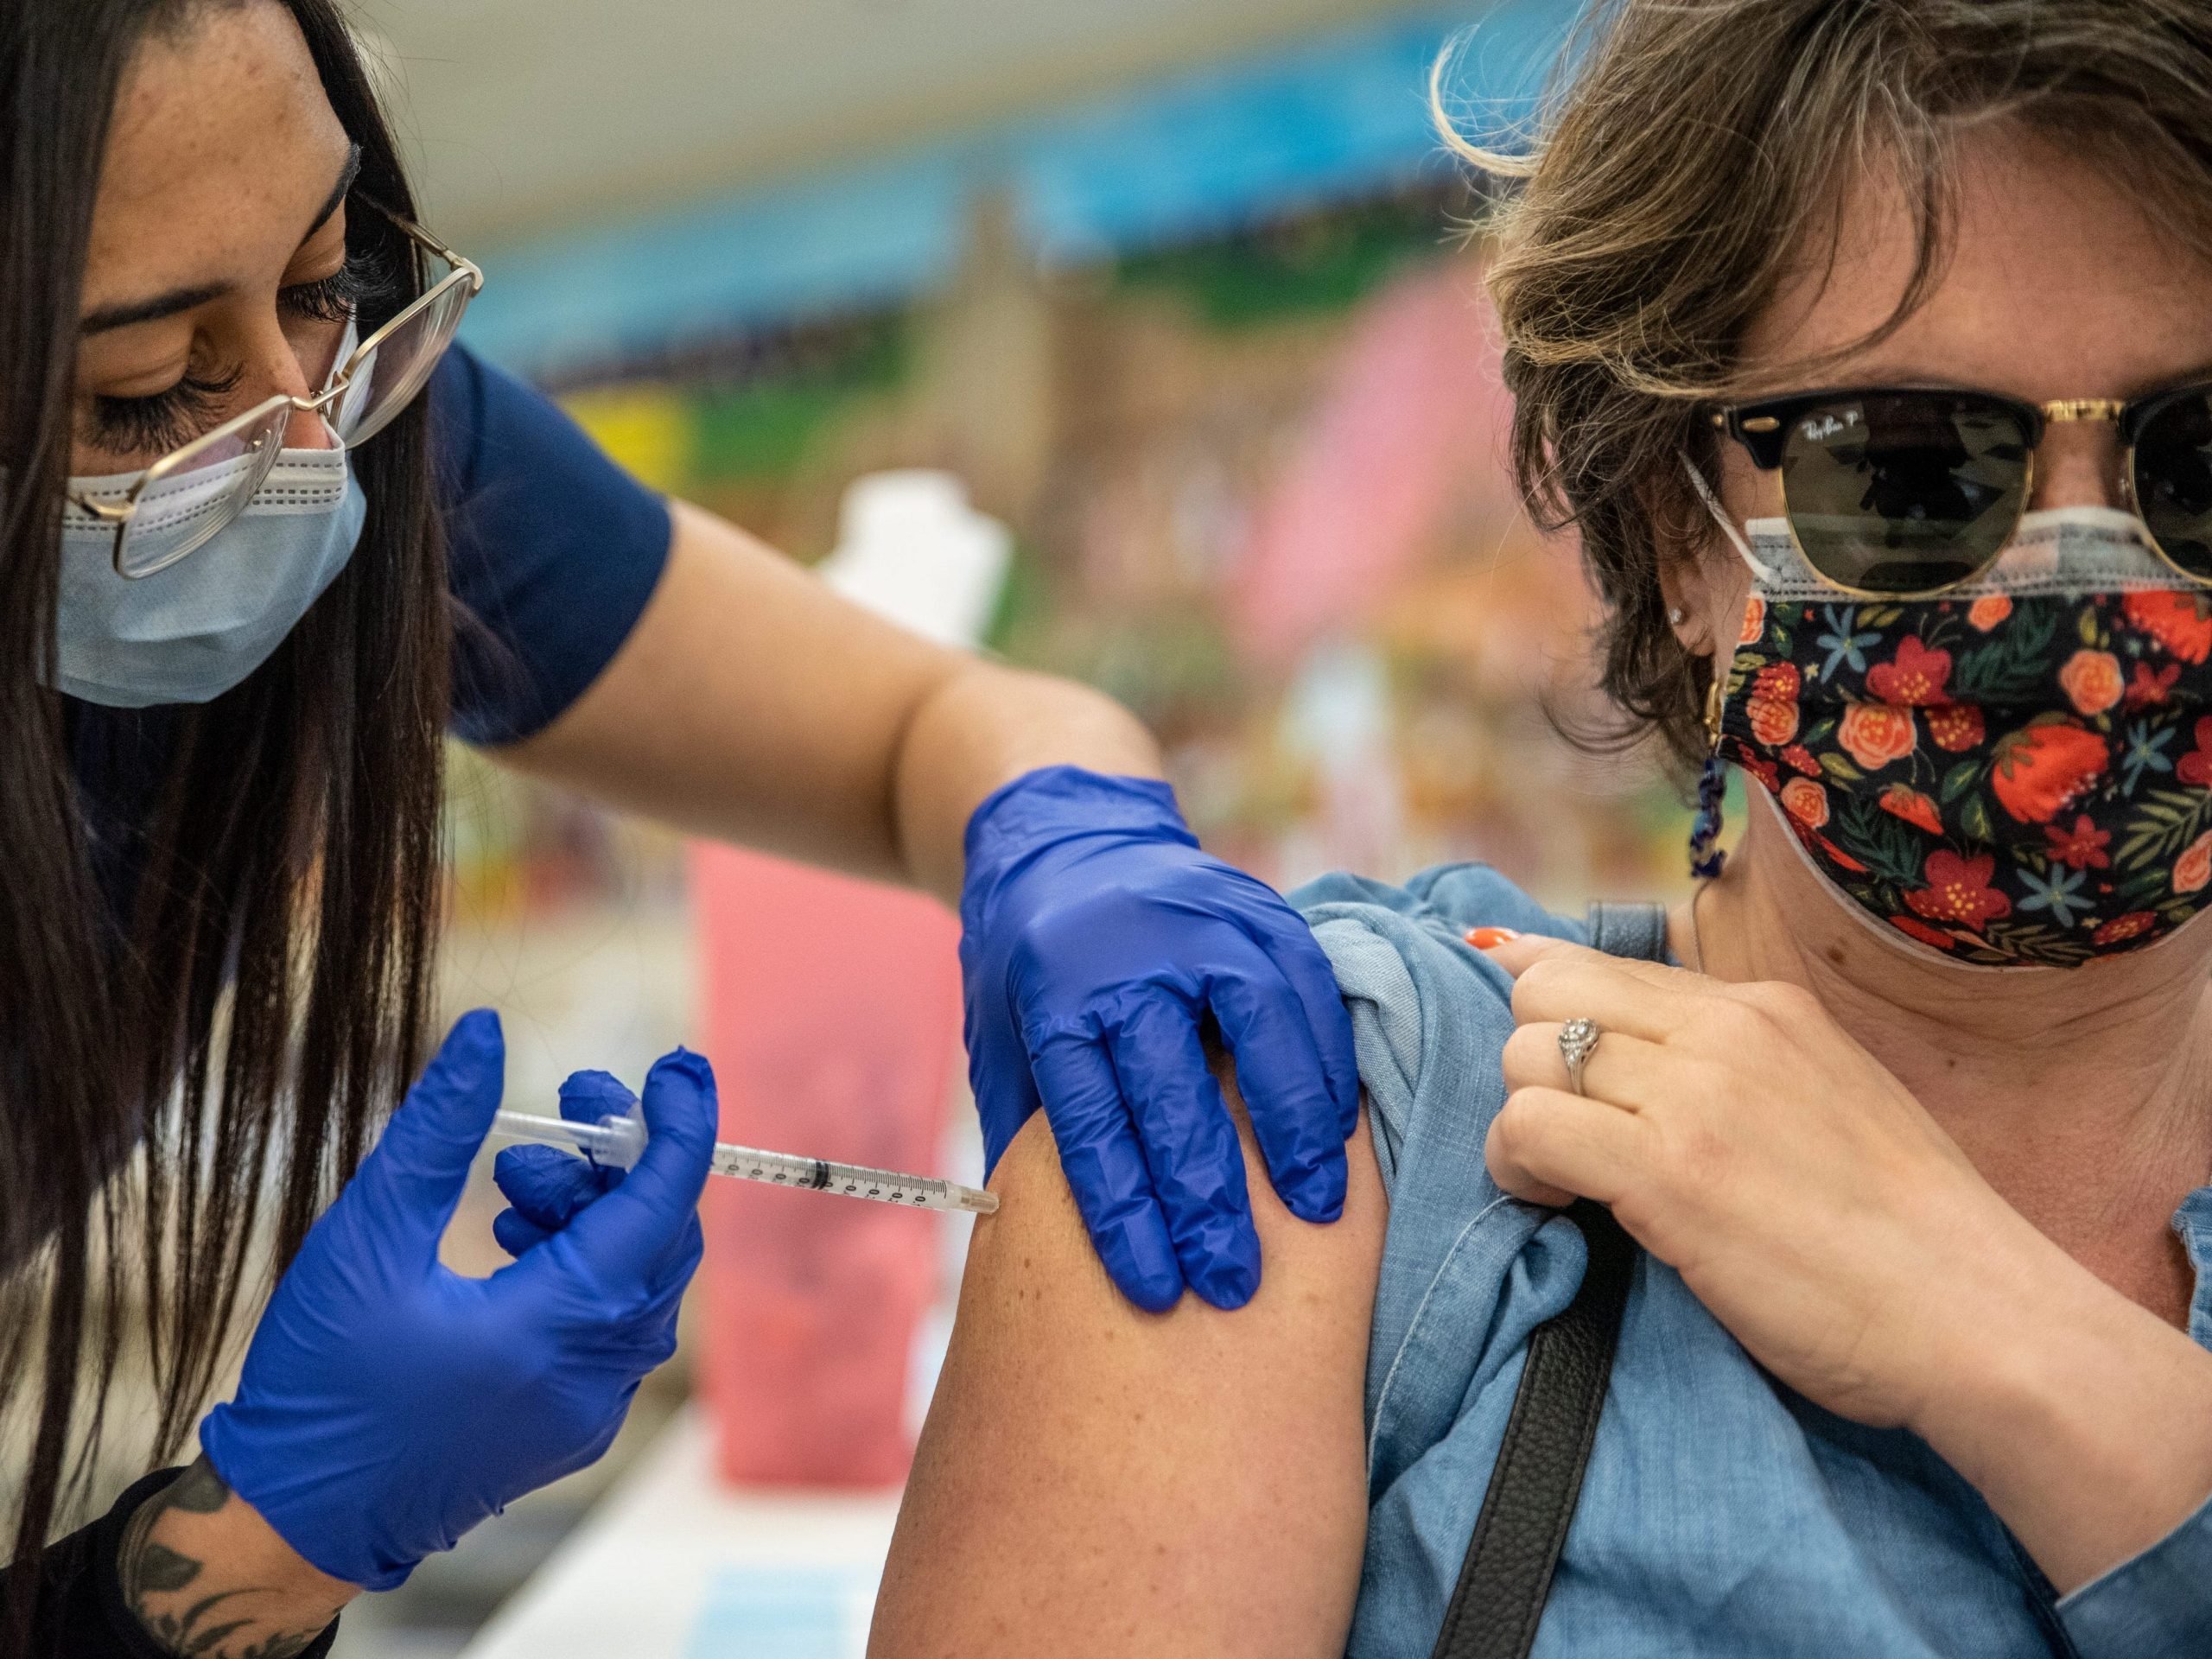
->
[434, 345, 672, 746]
[67, 346, 673, 864]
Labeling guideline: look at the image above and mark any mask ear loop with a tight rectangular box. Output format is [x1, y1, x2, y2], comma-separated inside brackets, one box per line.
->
[1680, 452, 1776, 582]
[1678, 453, 1759, 880]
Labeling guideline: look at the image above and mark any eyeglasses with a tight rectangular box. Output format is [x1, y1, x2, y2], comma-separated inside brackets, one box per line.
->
[1709, 384, 2212, 597]
[67, 200, 485, 580]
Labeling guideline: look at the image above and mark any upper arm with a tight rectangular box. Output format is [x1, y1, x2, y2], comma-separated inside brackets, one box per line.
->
[431, 347, 960, 820]
[869, 1058, 1386, 1658]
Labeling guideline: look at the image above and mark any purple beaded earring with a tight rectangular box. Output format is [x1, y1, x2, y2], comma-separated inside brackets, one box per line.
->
[1688, 671, 1727, 880]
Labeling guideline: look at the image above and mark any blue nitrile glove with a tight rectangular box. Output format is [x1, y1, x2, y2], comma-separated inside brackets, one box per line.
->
[199, 1012, 715, 1591]
[960, 766, 1361, 1313]
[487, 1070, 642, 1256]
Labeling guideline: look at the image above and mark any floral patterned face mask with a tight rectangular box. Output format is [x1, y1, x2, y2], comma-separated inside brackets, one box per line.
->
[1700, 495, 2212, 968]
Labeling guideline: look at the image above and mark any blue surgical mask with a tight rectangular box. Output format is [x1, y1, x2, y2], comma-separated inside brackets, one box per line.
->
[54, 449, 368, 708]
[54, 315, 370, 709]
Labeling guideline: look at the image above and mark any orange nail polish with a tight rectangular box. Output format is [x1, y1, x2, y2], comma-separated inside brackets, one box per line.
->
[1465, 926, 1522, 950]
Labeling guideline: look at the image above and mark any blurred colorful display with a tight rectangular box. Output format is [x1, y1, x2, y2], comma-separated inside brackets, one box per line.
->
[522, 183, 1703, 918]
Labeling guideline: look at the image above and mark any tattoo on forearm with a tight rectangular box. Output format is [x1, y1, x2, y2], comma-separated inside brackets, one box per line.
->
[129, 1596, 326, 1659]
[160, 1459, 233, 1515]
[117, 1464, 216, 1606]
[118, 1458, 330, 1659]
[129, 1541, 202, 1596]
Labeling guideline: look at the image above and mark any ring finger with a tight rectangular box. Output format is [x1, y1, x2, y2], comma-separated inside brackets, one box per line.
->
[1500, 1020, 1672, 1109]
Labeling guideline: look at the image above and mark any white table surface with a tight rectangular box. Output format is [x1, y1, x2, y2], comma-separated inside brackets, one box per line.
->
[458, 1407, 904, 1659]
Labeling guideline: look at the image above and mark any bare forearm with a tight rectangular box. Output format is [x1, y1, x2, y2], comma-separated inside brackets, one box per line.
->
[503, 501, 1160, 899]
[118, 1457, 354, 1659]
[1913, 1230, 2212, 1592]
[891, 660, 1162, 904]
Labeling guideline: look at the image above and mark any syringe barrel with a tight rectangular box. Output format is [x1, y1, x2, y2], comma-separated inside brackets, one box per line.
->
[590, 1109, 645, 1169]
[489, 1109, 645, 1169]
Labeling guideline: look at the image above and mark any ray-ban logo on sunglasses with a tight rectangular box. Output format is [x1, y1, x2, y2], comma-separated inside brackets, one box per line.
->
[1800, 410, 1861, 442]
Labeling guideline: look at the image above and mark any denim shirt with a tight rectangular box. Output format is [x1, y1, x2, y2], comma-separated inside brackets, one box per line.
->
[1290, 864, 2212, 1659]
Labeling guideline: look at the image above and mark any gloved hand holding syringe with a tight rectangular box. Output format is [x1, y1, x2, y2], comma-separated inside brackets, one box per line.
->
[198, 1018, 995, 1603]
[490, 1083, 998, 1214]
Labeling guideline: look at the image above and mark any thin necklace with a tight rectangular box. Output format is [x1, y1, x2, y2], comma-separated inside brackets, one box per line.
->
[1686, 878, 1710, 976]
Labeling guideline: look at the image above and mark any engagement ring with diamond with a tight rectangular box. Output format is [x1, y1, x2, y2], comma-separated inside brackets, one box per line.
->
[1558, 1018, 1603, 1096]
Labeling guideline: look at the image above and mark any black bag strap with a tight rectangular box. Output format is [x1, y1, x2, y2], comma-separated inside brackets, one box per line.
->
[1426, 902, 1660, 1659]
[1426, 1201, 1635, 1659]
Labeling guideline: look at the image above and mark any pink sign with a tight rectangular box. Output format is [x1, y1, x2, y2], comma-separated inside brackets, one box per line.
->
[1232, 262, 1514, 667]
[690, 843, 964, 1488]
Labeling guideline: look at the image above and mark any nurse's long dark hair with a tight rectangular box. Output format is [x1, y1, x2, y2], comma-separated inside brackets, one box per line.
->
[0, 0, 447, 1637]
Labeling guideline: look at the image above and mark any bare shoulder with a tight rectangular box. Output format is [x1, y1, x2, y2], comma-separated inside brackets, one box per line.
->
[868, 1054, 1386, 1659]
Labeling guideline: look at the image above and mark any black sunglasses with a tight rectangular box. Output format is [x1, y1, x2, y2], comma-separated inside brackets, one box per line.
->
[1709, 383, 2212, 596]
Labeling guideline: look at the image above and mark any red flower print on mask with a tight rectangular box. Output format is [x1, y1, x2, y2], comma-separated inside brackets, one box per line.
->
[1796, 836, 1866, 875]
[1780, 777, 1828, 830]
[1891, 915, 1959, 951]
[1736, 751, 1780, 796]
[2056, 649, 2124, 716]
[1967, 595, 2012, 632]
[1749, 701, 1797, 747]
[1879, 784, 1942, 836]
[2042, 814, 2112, 870]
[1814, 835, 1868, 874]
[1837, 703, 1915, 771]
[1926, 703, 1985, 753]
[1990, 721, 2108, 824]
[2124, 590, 2212, 665]
[1738, 596, 1767, 645]
[2092, 912, 2158, 947]
[2177, 717, 2212, 789]
[1905, 850, 2012, 929]
[1780, 744, 1821, 777]
[1866, 636, 1953, 707]
[1746, 663, 1800, 747]
[2125, 661, 2181, 710]
[1753, 663, 1799, 701]
[2176, 831, 2212, 896]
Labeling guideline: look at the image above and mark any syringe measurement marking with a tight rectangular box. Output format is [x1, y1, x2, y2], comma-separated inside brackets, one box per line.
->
[487, 1110, 997, 1214]
[707, 1145, 979, 1210]
[752, 1162, 922, 1203]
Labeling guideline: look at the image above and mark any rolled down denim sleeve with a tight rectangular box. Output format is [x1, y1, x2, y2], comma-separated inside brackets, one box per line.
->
[1287, 865, 1574, 1187]
[2057, 1490, 2212, 1658]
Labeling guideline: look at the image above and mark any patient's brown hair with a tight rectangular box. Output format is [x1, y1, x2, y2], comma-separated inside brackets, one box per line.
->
[1438, 0, 2212, 776]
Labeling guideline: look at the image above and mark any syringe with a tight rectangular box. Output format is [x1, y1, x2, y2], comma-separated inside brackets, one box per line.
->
[489, 1109, 999, 1215]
